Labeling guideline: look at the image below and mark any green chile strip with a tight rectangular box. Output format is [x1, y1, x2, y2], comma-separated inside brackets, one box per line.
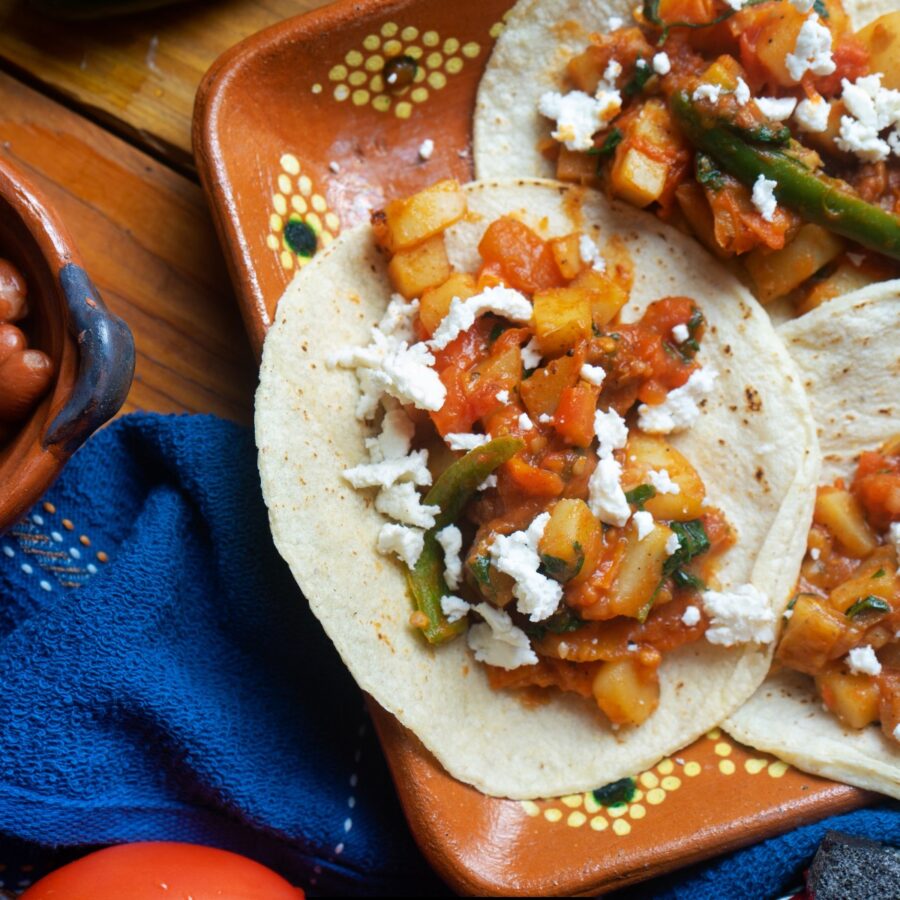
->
[408, 436, 524, 644]
[670, 90, 900, 261]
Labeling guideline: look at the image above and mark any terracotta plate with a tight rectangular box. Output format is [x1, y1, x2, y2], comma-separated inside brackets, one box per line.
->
[193, 1, 868, 893]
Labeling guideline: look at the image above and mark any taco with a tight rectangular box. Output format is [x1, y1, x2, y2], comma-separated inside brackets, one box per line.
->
[474, 0, 900, 313]
[726, 284, 900, 798]
[255, 177, 818, 799]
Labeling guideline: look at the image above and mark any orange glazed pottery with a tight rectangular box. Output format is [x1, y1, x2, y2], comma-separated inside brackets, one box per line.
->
[0, 154, 134, 532]
[193, 1, 869, 893]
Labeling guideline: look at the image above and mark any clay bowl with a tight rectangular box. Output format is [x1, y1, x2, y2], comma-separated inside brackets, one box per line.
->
[0, 155, 134, 532]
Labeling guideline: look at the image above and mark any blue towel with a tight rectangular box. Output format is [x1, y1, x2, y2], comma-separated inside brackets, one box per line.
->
[0, 412, 895, 896]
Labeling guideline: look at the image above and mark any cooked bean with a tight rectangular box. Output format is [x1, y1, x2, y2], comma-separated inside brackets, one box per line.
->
[0, 259, 27, 323]
[0, 323, 26, 365]
[0, 349, 54, 422]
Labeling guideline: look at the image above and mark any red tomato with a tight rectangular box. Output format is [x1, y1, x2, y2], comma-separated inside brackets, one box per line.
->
[20, 842, 304, 900]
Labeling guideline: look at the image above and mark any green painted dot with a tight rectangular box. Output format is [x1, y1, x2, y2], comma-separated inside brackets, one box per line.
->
[283, 219, 318, 258]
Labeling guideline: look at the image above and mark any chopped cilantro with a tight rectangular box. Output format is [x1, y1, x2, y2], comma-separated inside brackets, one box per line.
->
[787, 594, 799, 611]
[695, 154, 724, 191]
[873, 568, 886, 578]
[663, 520, 711, 579]
[625, 484, 657, 509]
[642, 0, 767, 43]
[489, 322, 508, 344]
[590, 128, 623, 168]
[845, 596, 890, 619]
[672, 569, 706, 591]
[623, 60, 653, 97]
[593, 776, 636, 806]
[523, 606, 584, 640]
[470, 555, 492, 586]
[813, 0, 829, 17]
[540, 543, 585, 581]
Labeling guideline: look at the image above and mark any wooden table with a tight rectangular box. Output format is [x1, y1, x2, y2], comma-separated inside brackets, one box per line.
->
[0, 0, 332, 424]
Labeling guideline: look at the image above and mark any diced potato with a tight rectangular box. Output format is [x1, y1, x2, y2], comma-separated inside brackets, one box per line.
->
[605, 521, 673, 619]
[549, 234, 584, 280]
[777, 595, 848, 675]
[556, 147, 601, 187]
[814, 487, 878, 558]
[880, 671, 900, 743]
[827, 553, 897, 615]
[610, 100, 678, 208]
[656, 0, 716, 27]
[700, 54, 743, 91]
[466, 542, 515, 608]
[570, 266, 630, 326]
[744, 225, 845, 305]
[539, 499, 602, 584]
[675, 182, 732, 259]
[566, 44, 609, 93]
[532, 287, 593, 356]
[470, 346, 522, 399]
[419, 272, 477, 335]
[856, 12, 900, 91]
[592, 658, 660, 726]
[387, 234, 451, 299]
[621, 433, 706, 521]
[816, 669, 881, 730]
[520, 350, 582, 418]
[798, 256, 896, 315]
[751, 5, 809, 87]
[379, 180, 466, 252]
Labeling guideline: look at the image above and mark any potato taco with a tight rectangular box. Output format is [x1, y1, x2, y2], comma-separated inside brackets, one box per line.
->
[726, 284, 900, 798]
[255, 178, 818, 798]
[474, 0, 900, 312]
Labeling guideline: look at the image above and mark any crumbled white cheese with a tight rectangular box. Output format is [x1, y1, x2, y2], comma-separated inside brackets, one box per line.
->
[518, 413, 534, 431]
[467, 602, 538, 669]
[328, 160, 341, 173]
[478, 473, 498, 491]
[785, 14, 835, 83]
[436, 524, 463, 590]
[810, 546, 821, 560]
[795, 95, 830, 133]
[790, 0, 814, 10]
[445, 432, 491, 452]
[834, 74, 900, 163]
[701, 584, 775, 646]
[652, 52, 671, 76]
[578, 234, 606, 271]
[682, 605, 701, 627]
[377, 523, 425, 568]
[672, 323, 690, 344]
[607, 15, 623, 29]
[440, 594, 470, 623]
[522, 337, 543, 370]
[893, 723, 900, 741]
[734, 77, 751, 106]
[693, 83, 722, 103]
[889, 522, 900, 560]
[588, 455, 631, 527]
[496, 389, 510, 404]
[633, 510, 655, 540]
[594, 407, 628, 458]
[489, 513, 563, 622]
[648, 468, 681, 495]
[418, 138, 434, 160]
[538, 413, 553, 424]
[847, 644, 882, 676]
[375, 482, 439, 528]
[580, 363, 606, 386]
[724, 0, 747, 8]
[755, 96, 797, 121]
[538, 87, 622, 152]
[429, 286, 533, 350]
[638, 367, 718, 434]
[365, 406, 414, 462]
[665, 531, 682, 556]
[604, 59, 623, 84]
[752, 174, 779, 222]
[344, 449, 432, 490]
[378, 294, 420, 341]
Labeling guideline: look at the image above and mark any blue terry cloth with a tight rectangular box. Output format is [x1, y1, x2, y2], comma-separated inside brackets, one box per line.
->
[0, 413, 444, 896]
[0, 411, 896, 896]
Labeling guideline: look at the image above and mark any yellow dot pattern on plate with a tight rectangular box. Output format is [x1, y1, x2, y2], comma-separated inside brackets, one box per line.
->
[544, 808, 562, 823]
[629, 804, 646, 820]
[489, 9, 514, 39]
[590, 816, 608, 831]
[567, 811, 587, 828]
[521, 801, 540, 817]
[608, 804, 627, 818]
[613, 819, 631, 836]
[714, 742, 732, 757]
[324, 24, 481, 116]
[768, 761, 789, 778]
[639, 772, 659, 789]
[267, 155, 341, 272]
[561, 794, 582, 809]
[311, 83, 322, 94]
[745, 758, 768, 775]
[707, 727, 721, 740]
[646, 787, 666, 805]
[657, 759, 674, 775]
[661, 776, 681, 792]
[583, 792, 602, 814]
[719, 759, 736, 775]
[684, 762, 702, 777]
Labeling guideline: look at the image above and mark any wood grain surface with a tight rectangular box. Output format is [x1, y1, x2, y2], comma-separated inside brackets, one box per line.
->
[0, 0, 330, 168]
[0, 69, 256, 422]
